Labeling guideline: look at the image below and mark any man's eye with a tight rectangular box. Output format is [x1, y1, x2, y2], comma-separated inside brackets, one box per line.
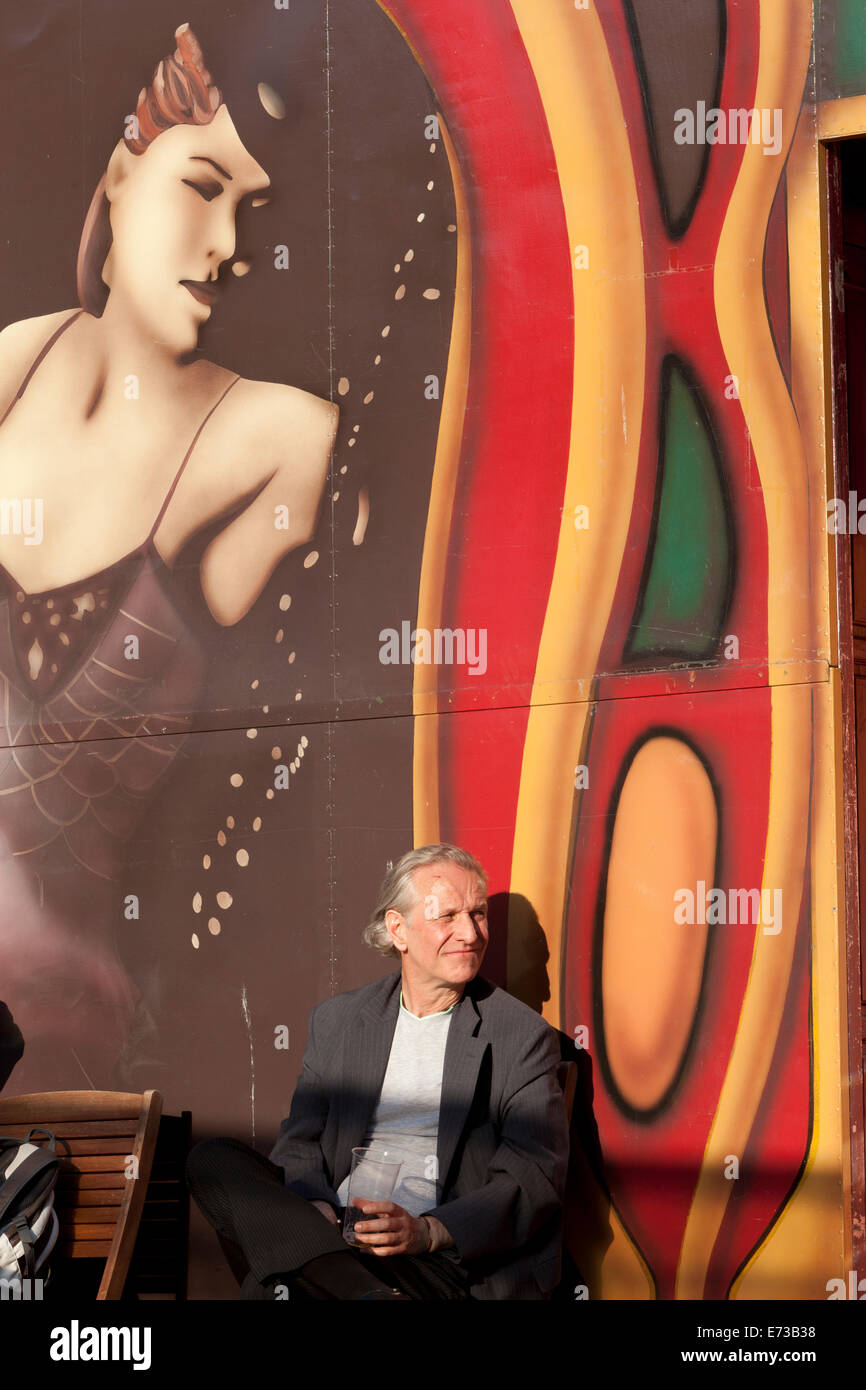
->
[182, 178, 222, 202]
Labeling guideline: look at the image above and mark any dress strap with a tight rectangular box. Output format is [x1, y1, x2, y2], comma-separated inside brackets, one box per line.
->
[148, 374, 242, 541]
[0, 311, 83, 427]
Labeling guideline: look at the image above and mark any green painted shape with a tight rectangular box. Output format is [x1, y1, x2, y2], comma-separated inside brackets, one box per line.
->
[820, 0, 866, 97]
[626, 360, 731, 660]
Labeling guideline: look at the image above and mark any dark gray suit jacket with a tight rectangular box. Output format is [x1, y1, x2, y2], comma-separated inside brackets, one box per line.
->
[269, 971, 569, 1299]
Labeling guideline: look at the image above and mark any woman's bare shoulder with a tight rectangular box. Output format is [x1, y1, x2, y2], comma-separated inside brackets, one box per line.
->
[235, 377, 338, 434]
[219, 375, 339, 470]
[0, 310, 79, 397]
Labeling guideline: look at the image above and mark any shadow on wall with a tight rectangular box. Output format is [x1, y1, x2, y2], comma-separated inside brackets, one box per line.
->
[488, 891, 614, 1300]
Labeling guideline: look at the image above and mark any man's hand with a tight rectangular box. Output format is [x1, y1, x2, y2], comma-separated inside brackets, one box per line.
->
[310, 1199, 339, 1227]
[352, 1199, 430, 1256]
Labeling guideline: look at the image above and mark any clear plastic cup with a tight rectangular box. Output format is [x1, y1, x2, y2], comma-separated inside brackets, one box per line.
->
[342, 1146, 403, 1247]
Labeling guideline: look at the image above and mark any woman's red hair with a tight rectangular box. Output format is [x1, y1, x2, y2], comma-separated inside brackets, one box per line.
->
[76, 23, 222, 316]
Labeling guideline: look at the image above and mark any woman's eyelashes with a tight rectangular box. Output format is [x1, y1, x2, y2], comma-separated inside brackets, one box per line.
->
[182, 177, 223, 203]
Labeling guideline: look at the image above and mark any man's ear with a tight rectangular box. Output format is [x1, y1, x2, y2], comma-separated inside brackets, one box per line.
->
[104, 139, 136, 201]
[385, 908, 407, 953]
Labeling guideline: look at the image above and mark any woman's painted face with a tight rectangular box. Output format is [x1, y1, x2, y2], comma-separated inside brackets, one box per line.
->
[103, 104, 271, 353]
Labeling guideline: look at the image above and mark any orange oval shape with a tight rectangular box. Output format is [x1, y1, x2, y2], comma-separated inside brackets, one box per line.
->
[601, 736, 716, 1113]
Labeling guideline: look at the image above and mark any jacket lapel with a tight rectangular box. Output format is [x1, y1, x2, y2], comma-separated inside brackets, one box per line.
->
[333, 974, 401, 1186]
[436, 983, 488, 1192]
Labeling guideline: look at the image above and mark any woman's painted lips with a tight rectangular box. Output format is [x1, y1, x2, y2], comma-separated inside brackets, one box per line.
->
[181, 279, 220, 307]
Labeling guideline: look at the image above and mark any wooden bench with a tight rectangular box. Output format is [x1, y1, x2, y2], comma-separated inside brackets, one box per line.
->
[0, 1090, 161, 1300]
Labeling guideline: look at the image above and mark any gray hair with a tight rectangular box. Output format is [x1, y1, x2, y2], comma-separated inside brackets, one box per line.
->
[363, 844, 489, 957]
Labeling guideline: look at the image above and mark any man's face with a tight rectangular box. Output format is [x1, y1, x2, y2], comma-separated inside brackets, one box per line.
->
[386, 861, 489, 993]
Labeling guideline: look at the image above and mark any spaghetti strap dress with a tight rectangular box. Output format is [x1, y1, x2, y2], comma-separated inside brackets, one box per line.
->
[0, 309, 241, 880]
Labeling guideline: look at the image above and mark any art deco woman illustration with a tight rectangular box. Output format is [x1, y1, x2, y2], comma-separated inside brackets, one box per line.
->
[0, 25, 337, 1087]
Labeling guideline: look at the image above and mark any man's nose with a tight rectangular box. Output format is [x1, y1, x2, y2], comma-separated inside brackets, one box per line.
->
[454, 912, 482, 940]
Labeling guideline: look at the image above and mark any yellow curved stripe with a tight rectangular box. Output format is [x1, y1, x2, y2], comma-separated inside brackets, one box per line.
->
[731, 77, 850, 1300]
[411, 113, 471, 845]
[506, 0, 646, 1024]
[506, 0, 651, 1301]
[677, 0, 813, 1299]
[375, 0, 471, 848]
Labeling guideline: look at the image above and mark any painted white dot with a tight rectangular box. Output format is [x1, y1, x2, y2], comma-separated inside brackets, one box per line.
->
[301, 736, 309, 749]
[404, 249, 415, 262]
[423, 288, 441, 300]
[208, 917, 221, 936]
[417, 213, 425, 223]
[447, 224, 456, 233]
[353, 425, 360, 432]
[333, 491, 340, 501]
[295, 692, 302, 701]
[192, 892, 202, 914]
[271, 746, 282, 760]
[257, 81, 285, 120]
[427, 181, 434, 191]
[348, 438, 356, 447]
[192, 933, 200, 949]
[217, 891, 233, 910]
[374, 355, 381, 365]
[340, 465, 348, 474]
[338, 377, 350, 396]
[275, 629, 284, 643]
[217, 831, 227, 847]
[236, 849, 250, 868]
[381, 325, 390, 337]
[266, 789, 275, 800]
[246, 728, 258, 739]
[304, 551, 319, 568]
[429, 142, 437, 153]
[279, 594, 291, 611]
[363, 392, 374, 404]
[262, 704, 269, 714]
[288, 651, 296, 663]
[253, 816, 262, 832]
[230, 773, 243, 788]
[395, 285, 406, 301]
[251, 679, 259, 690]
[394, 263, 401, 273]
[203, 854, 211, 870]
[226, 816, 235, 830]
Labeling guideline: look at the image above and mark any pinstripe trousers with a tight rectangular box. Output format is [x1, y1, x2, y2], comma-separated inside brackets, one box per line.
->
[186, 1137, 470, 1299]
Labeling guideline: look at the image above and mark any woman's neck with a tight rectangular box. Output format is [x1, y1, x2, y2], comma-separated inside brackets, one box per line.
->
[83, 299, 192, 419]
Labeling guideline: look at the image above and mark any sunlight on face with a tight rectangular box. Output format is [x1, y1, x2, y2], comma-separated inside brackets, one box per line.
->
[394, 863, 489, 992]
[103, 105, 271, 354]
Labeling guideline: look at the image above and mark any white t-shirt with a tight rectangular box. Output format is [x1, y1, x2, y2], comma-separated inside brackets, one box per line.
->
[335, 992, 454, 1216]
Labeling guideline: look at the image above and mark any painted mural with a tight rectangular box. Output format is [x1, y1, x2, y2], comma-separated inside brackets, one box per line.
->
[0, 0, 858, 1300]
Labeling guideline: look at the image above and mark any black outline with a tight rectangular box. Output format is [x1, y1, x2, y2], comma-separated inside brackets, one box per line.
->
[622, 0, 727, 242]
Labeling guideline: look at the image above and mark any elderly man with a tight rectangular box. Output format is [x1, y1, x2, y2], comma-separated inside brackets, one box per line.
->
[187, 844, 569, 1299]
